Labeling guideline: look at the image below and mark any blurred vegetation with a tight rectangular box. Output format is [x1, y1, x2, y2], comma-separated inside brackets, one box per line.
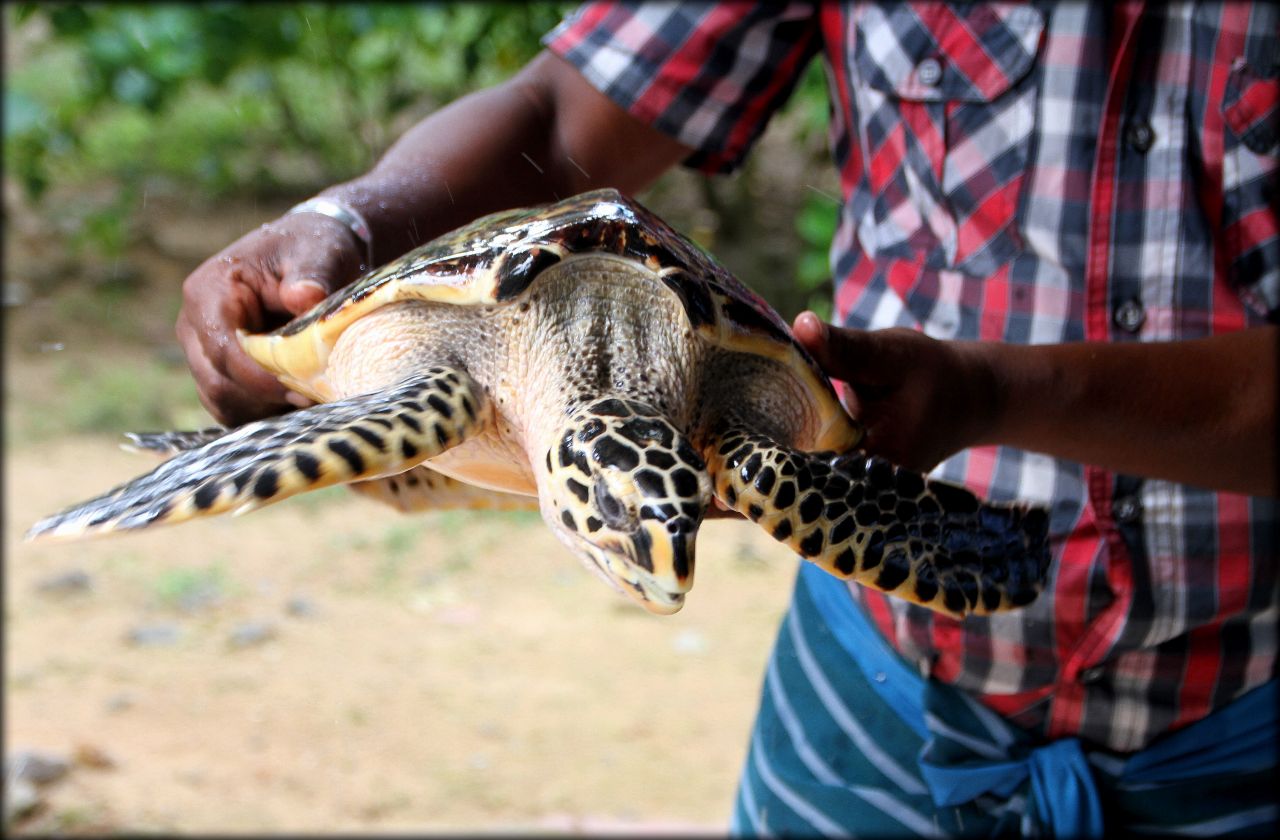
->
[4, 2, 837, 319]
[5, 3, 574, 252]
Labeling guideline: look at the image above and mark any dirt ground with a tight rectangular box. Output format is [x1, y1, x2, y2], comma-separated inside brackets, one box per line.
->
[3, 199, 802, 834]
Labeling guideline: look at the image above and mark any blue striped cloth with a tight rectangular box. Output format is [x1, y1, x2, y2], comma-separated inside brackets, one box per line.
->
[731, 563, 1279, 837]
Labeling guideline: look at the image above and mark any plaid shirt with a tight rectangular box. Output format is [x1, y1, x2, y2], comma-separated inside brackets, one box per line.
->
[547, 2, 1280, 753]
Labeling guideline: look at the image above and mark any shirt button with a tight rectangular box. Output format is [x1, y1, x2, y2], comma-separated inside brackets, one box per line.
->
[916, 57, 943, 87]
[1114, 299, 1146, 333]
[1113, 495, 1142, 524]
[1079, 666, 1106, 685]
[1126, 120, 1155, 153]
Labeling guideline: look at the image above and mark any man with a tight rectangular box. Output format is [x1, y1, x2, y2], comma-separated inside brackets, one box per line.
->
[177, 2, 1277, 834]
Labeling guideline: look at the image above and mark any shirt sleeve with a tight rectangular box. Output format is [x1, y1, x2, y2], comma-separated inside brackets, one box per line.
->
[543, 1, 822, 174]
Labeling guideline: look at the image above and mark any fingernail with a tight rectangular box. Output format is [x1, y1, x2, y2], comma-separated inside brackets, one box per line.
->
[291, 278, 327, 294]
[284, 392, 313, 408]
[796, 311, 825, 339]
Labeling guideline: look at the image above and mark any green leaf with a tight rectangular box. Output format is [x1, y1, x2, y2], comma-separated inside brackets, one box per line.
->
[3, 90, 47, 137]
[112, 67, 158, 108]
[795, 198, 837, 245]
[46, 5, 92, 36]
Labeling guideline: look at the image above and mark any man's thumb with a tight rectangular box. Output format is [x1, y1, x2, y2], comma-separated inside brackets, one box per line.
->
[278, 273, 337, 315]
[792, 311, 896, 387]
[793, 311, 856, 376]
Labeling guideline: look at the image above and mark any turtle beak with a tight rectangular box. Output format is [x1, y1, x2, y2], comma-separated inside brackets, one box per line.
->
[614, 517, 699, 615]
[573, 520, 697, 616]
[634, 517, 696, 596]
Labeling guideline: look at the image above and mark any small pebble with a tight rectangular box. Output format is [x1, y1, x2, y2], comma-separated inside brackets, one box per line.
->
[73, 742, 116, 770]
[33, 570, 93, 597]
[284, 595, 318, 618]
[124, 622, 182, 647]
[104, 693, 135, 714]
[3, 778, 39, 824]
[7, 749, 70, 785]
[2, 280, 31, 308]
[672, 629, 709, 655]
[174, 585, 222, 614]
[227, 621, 277, 649]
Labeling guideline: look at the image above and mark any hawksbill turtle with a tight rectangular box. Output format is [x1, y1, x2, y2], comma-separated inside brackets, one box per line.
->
[28, 189, 1050, 616]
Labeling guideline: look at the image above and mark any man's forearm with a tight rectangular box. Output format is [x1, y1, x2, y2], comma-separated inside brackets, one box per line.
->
[317, 51, 690, 265]
[977, 326, 1278, 496]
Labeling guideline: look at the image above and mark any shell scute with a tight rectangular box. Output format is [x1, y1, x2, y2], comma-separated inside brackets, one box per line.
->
[245, 188, 857, 451]
[280, 188, 799, 344]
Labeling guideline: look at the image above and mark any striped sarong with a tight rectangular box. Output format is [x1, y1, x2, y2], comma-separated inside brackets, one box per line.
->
[730, 563, 1278, 837]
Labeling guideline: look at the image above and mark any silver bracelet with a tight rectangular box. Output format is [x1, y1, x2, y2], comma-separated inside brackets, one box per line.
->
[286, 196, 374, 268]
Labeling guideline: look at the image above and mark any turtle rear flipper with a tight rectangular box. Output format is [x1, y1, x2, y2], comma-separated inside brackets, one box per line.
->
[350, 467, 538, 513]
[706, 427, 1051, 617]
[122, 428, 227, 456]
[26, 368, 488, 541]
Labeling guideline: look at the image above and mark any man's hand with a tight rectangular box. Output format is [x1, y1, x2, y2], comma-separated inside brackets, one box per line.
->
[176, 50, 690, 429]
[176, 212, 365, 426]
[792, 312, 996, 472]
[793, 311, 1277, 497]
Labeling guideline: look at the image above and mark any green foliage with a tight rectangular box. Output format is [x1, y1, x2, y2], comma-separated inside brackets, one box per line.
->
[795, 190, 837, 322]
[6, 3, 845, 315]
[789, 55, 833, 143]
[790, 60, 837, 322]
[6, 2, 573, 256]
[33, 354, 204, 441]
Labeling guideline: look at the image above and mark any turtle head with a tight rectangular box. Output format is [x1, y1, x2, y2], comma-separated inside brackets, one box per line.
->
[540, 399, 711, 615]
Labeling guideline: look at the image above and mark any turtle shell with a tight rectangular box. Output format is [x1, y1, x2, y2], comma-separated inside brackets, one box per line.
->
[240, 188, 860, 452]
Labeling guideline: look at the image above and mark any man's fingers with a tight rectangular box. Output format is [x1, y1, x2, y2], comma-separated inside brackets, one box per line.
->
[178, 273, 291, 425]
[177, 314, 286, 426]
[174, 214, 366, 426]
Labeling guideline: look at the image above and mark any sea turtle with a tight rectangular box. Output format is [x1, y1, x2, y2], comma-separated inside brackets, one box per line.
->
[27, 189, 1050, 617]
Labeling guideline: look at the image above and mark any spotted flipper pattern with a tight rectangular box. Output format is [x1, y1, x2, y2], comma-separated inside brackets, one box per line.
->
[706, 428, 1051, 617]
[26, 368, 488, 540]
[121, 424, 522, 514]
[123, 426, 528, 514]
[122, 428, 227, 456]
[350, 467, 537, 513]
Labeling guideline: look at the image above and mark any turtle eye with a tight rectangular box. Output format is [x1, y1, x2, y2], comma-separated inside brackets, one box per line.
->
[593, 476, 632, 529]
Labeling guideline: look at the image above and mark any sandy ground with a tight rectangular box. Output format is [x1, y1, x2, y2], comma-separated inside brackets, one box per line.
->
[6, 429, 802, 834]
[2, 39, 840, 832]
[2, 203, 802, 833]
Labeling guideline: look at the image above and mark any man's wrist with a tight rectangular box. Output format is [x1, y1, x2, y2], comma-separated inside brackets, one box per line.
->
[286, 196, 374, 269]
[959, 340, 1018, 449]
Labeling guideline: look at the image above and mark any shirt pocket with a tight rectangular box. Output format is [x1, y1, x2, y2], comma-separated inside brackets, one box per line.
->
[849, 3, 1044, 277]
[1221, 49, 1280, 321]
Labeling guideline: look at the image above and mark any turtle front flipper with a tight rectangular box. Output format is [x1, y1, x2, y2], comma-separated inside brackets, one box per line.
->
[26, 368, 488, 541]
[120, 425, 531, 514]
[706, 427, 1051, 617]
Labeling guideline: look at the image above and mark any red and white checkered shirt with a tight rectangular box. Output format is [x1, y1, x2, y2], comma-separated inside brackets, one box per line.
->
[546, 1, 1279, 753]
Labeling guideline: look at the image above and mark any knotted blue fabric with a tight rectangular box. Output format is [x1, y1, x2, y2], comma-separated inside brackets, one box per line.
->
[800, 562, 1278, 838]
